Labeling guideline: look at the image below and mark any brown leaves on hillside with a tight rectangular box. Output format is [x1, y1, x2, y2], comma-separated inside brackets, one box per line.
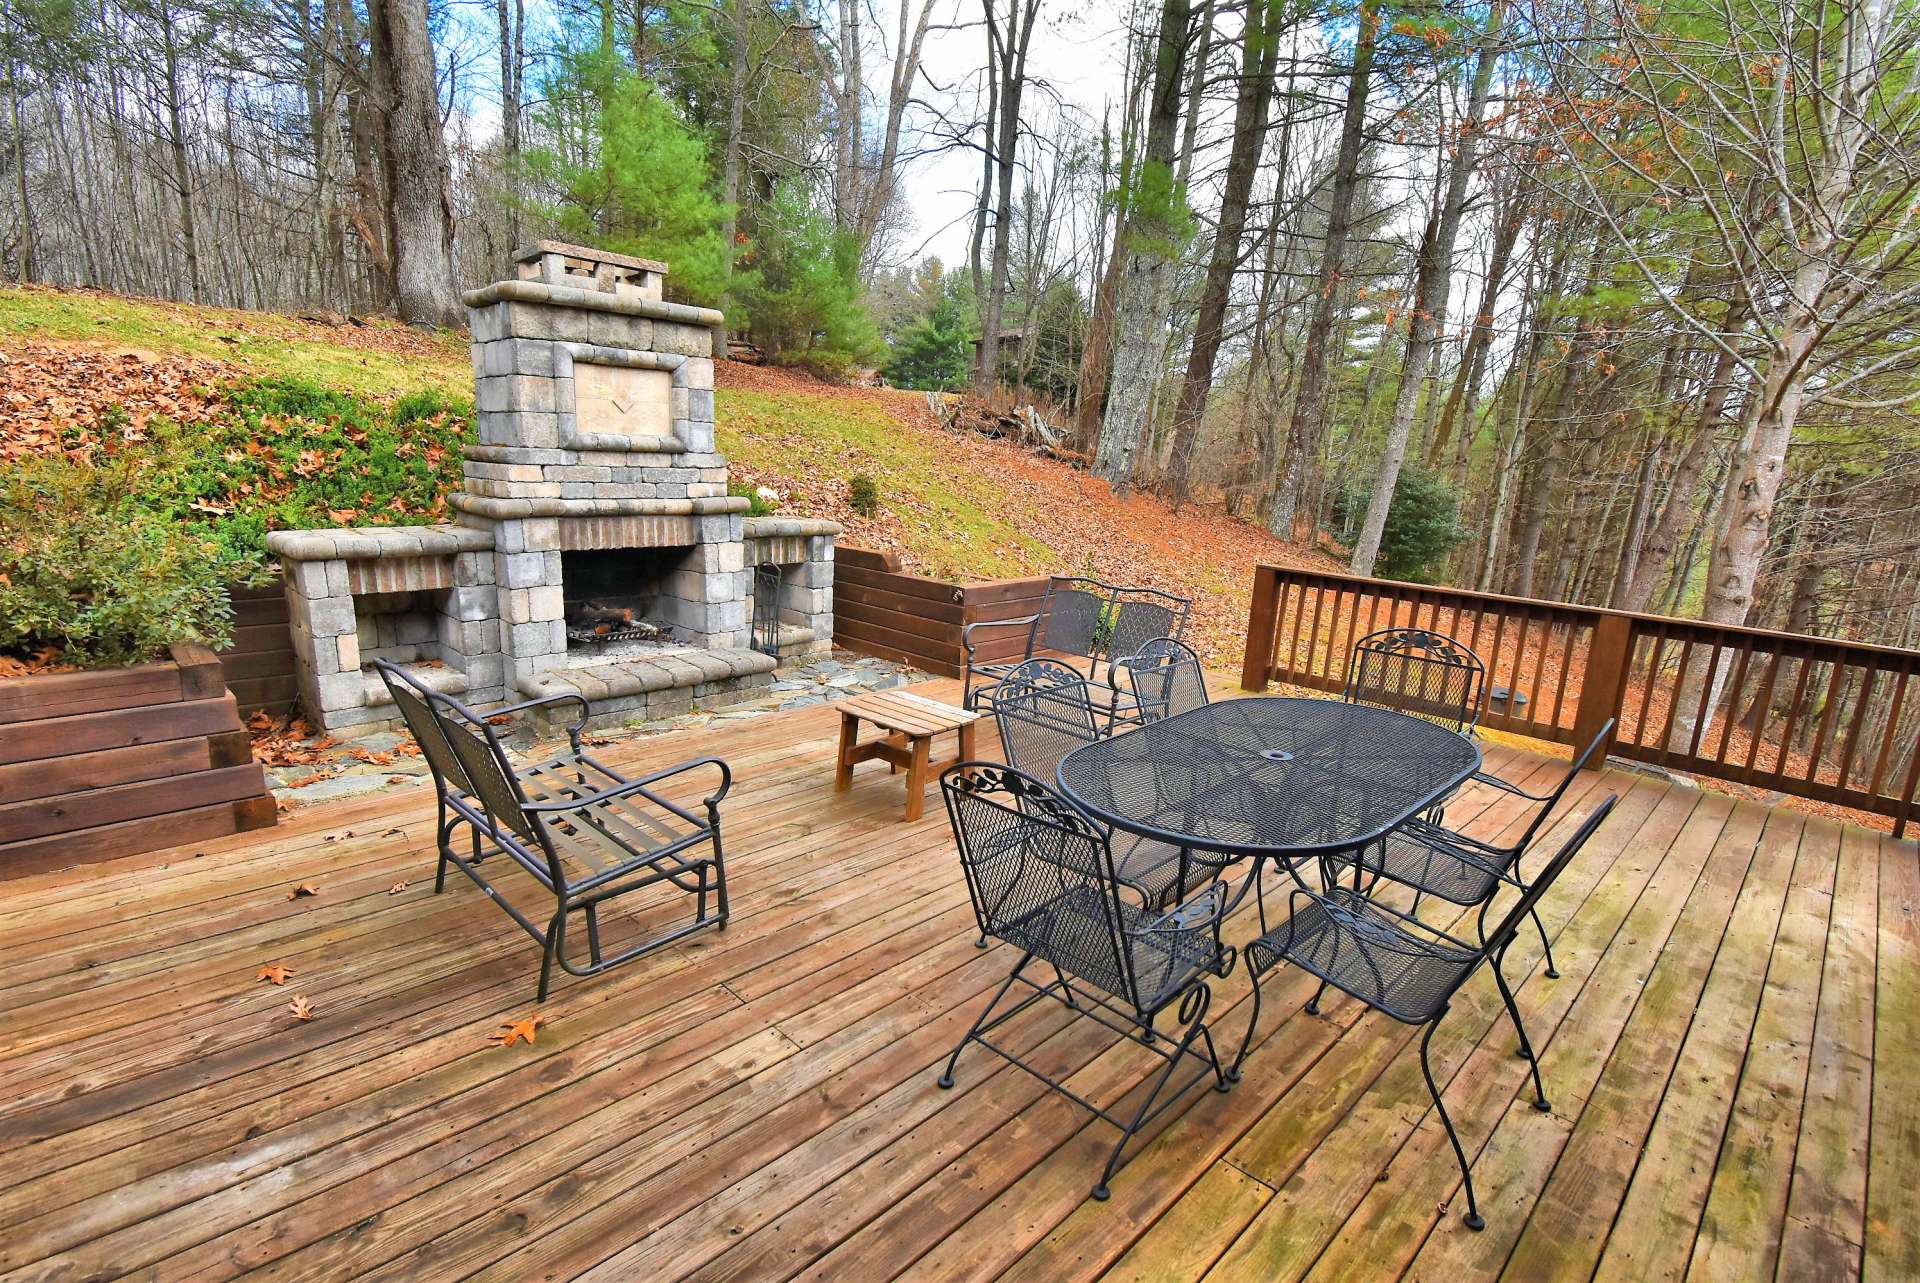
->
[0, 341, 229, 463]
[712, 359, 1343, 667]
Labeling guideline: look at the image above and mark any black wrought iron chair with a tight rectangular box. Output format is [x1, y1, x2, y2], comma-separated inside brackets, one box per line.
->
[939, 763, 1236, 1201]
[375, 661, 732, 1000]
[1241, 794, 1617, 1231]
[961, 576, 1192, 730]
[1340, 719, 1617, 984]
[1118, 637, 1210, 724]
[990, 659, 1209, 911]
[1343, 627, 1486, 735]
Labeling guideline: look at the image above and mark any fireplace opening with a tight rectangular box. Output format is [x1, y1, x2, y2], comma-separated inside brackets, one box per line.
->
[561, 547, 686, 651]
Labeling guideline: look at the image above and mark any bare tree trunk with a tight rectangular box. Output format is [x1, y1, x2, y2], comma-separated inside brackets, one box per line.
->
[1618, 318, 1744, 612]
[1349, 0, 1503, 574]
[976, 0, 1040, 396]
[368, 0, 461, 326]
[1431, 180, 1524, 474]
[1090, 0, 1192, 490]
[1269, 0, 1376, 539]
[1162, 0, 1283, 504]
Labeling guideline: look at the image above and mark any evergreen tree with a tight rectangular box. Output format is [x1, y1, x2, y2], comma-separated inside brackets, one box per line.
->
[883, 294, 973, 391]
[732, 180, 878, 372]
[523, 48, 730, 304]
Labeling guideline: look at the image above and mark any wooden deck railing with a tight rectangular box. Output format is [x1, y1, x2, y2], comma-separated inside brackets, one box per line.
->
[1241, 565, 1920, 836]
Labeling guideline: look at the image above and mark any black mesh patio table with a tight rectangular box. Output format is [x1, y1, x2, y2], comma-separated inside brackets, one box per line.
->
[1056, 696, 1482, 860]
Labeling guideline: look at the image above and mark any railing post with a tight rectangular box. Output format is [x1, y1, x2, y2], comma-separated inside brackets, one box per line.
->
[1241, 565, 1283, 692]
[1574, 612, 1634, 758]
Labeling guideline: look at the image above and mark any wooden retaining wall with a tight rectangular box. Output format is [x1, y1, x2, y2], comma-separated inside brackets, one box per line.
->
[221, 581, 299, 720]
[832, 548, 1050, 677]
[0, 643, 277, 878]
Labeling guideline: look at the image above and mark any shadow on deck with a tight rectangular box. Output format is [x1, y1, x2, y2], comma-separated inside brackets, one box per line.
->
[0, 675, 1914, 1281]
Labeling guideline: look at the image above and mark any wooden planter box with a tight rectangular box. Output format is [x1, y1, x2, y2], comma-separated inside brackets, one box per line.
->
[832, 548, 1052, 677]
[0, 643, 277, 879]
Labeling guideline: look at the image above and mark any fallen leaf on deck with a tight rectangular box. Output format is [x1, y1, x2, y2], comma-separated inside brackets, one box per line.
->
[288, 995, 314, 1021]
[257, 963, 294, 985]
[286, 882, 320, 900]
[389, 880, 409, 895]
[489, 1014, 546, 1048]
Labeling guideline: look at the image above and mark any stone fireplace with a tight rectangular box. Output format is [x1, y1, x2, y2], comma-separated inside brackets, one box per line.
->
[268, 241, 839, 733]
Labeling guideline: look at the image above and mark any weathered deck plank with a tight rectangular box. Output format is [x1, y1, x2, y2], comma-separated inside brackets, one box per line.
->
[0, 676, 1909, 1282]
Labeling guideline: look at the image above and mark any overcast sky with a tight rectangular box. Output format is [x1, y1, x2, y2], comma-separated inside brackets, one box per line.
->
[889, 0, 1136, 266]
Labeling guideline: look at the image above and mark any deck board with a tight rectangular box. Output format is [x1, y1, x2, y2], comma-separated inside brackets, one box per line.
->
[0, 675, 1913, 1281]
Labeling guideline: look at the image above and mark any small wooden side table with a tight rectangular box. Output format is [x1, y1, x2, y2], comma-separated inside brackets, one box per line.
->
[834, 689, 981, 822]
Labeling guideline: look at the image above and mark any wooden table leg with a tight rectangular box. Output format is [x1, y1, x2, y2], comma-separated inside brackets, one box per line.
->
[957, 720, 978, 764]
[834, 711, 859, 791]
[903, 733, 932, 822]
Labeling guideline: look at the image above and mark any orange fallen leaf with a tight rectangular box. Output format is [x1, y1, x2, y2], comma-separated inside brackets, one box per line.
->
[288, 995, 314, 1021]
[489, 1014, 546, 1047]
[389, 880, 409, 895]
[286, 882, 320, 900]
[257, 963, 294, 985]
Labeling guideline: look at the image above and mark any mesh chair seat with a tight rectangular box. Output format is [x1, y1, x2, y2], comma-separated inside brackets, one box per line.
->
[1113, 832, 1213, 910]
[1247, 888, 1476, 1024]
[999, 882, 1228, 1014]
[1351, 823, 1512, 907]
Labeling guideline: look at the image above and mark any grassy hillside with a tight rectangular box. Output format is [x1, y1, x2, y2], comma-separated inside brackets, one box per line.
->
[0, 284, 1338, 662]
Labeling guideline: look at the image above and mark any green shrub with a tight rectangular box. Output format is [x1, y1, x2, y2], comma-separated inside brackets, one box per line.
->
[0, 449, 262, 668]
[728, 480, 779, 517]
[848, 473, 881, 516]
[1336, 468, 1465, 583]
[883, 296, 973, 391]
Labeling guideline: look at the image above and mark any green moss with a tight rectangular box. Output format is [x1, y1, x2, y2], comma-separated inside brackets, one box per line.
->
[0, 287, 467, 397]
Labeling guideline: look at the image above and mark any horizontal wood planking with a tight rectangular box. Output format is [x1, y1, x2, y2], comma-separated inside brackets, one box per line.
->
[220, 582, 297, 720]
[832, 549, 1049, 677]
[0, 662, 182, 724]
[0, 645, 275, 877]
[0, 676, 1909, 1280]
[0, 696, 244, 766]
[1244, 564, 1920, 835]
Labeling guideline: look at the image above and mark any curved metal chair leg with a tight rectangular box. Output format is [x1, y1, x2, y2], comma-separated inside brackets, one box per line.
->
[1229, 967, 1264, 1082]
[1531, 908, 1560, 978]
[1305, 979, 1329, 1016]
[1491, 949, 1550, 1111]
[1094, 986, 1216, 1201]
[940, 953, 1032, 1089]
[537, 908, 564, 1001]
[1420, 1017, 1484, 1230]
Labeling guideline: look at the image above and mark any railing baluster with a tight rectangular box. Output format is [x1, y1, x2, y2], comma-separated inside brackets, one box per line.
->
[1684, 636, 1724, 762]
[1773, 648, 1817, 780]
[1715, 639, 1756, 766]
[1867, 662, 1911, 800]
[1805, 652, 1851, 787]
[1835, 665, 1878, 796]
[1635, 629, 1667, 753]
[1551, 615, 1578, 731]
[1743, 647, 1785, 777]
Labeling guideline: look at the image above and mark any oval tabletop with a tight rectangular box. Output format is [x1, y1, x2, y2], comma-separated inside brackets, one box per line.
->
[1056, 696, 1482, 857]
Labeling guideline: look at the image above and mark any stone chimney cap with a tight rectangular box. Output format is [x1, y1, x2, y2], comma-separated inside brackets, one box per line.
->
[513, 240, 669, 276]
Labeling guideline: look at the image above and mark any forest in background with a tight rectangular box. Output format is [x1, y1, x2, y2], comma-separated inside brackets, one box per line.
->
[2, 0, 1918, 660]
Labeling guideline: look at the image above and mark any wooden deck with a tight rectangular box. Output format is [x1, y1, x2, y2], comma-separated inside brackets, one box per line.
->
[2, 675, 1916, 1281]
